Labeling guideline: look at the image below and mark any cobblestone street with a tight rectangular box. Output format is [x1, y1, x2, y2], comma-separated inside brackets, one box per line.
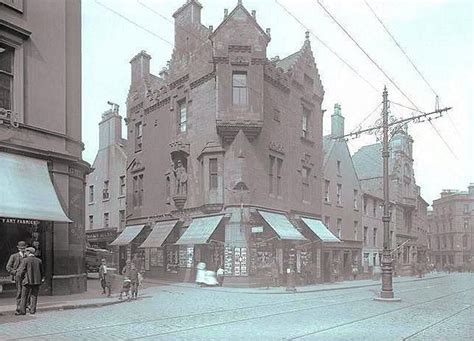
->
[0, 273, 472, 340]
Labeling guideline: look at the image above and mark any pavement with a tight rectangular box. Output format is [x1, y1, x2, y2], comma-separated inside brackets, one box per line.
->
[0, 272, 447, 316]
[0, 272, 471, 340]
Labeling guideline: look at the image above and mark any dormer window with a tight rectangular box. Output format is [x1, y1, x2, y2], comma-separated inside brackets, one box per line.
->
[232, 72, 247, 106]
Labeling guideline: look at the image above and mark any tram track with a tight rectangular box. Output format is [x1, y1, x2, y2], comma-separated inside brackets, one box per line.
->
[9, 277, 455, 340]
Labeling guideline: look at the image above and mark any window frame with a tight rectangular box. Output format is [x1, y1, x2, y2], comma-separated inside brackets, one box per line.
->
[119, 175, 126, 196]
[135, 121, 143, 152]
[178, 98, 187, 133]
[0, 44, 14, 111]
[302, 106, 310, 138]
[336, 183, 342, 206]
[232, 71, 248, 106]
[103, 212, 110, 228]
[103, 180, 110, 200]
[89, 185, 94, 203]
[209, 158, 218, 190]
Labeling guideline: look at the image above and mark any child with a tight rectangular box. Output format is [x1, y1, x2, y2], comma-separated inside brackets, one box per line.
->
[128, 263, 140, 300]
[98, 259, 112, 297]
[119, 277, 131, 301]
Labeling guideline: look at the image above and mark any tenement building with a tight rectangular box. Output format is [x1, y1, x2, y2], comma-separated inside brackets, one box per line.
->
[85, 103, 127, 253]
[113, 0, 339, 286]
[321, 104, 362, 281]
[353, 127, 429, 275]
[428, 185, 473, 270]
[0, 0, 88, 295]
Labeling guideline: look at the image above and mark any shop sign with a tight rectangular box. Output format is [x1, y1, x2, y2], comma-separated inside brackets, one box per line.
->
[251, 226, 263, 233]
[86, 230, 116, 241]
[1, 217, 39, 225]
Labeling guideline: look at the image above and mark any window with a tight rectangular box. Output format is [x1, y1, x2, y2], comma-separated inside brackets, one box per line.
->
[463, 234, 468, 248]
[232, 72, 248, 105]
[363, 197, 367, 215]
[89, 215, 93, 229]
[373, 199, 377, 217]
[103, 180, 109, 200]
[89, 185, 94, 203]
[337, 218, 342, 238]
[336, 184, 342, 205]
[324, 216, 330, 229]
[324, 180, 330, 203]
[373, 228, 377, 246]
[138, 174, 144, 206]
[135, 121, 143, 151]
[353, 189, 358, 209]
[363, 226, 368, 246]
[133, 174, 144, 207]
[336, 160, 341, 175]
[0, 44, 13, 110]
[119, 176, 126, 196]
[436, 236, 440, 250]
[268, 155, 274, 194]
[442, 235, 447, 249]
[178, 99, 187, 133]
[464, 219, 469, 230]
[464, 204, 470, 214]
[302, 107, 310, 138]
[302, 167, 310, 202]
[276, 158, 282, 197]
[119, 210, 125, 228]
[104, 213, 109, 228]
[353, 221, 358, 240]
[450, 235, 454, 249]
[209, 158, 218, 190]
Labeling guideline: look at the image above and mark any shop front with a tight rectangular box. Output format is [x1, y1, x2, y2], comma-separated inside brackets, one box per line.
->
[109, 224, 148, 272]
[86, 227, 117, 250]
[0, 153, 73, 296]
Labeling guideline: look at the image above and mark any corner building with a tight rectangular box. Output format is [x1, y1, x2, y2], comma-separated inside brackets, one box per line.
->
[122, 0, 331, 286]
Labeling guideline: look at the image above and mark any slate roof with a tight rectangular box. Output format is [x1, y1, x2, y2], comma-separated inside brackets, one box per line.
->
[276, 51, 301, 71]
[353, 143, 395, 180]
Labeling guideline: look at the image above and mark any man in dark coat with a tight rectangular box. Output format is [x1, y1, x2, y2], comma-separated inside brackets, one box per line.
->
[5, 241, 27, 314]
[16, 247, 43, 315]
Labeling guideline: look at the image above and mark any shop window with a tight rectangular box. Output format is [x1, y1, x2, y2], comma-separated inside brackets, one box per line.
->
[373, 228, 377, 246]
[336, 184, 342, 205]
[209, 158, 218, 190]
[363, 226, 368, 246]
[302, 106, 310, 138]
[135, 121, 143, 152]
[0, 44, 13, 111]
[353, 189, 358, 209]
[119, 175, 125, 196]
[178, 99, 187, 133]
[232, 72, 248, 105]
[104, 212, 109, 228]
[89, 215, 93, 229]
[337, 218, 342, 239]
[103, 180, 109, 200]
[324, 180, 330, 203]
[89, 185, 94, 203]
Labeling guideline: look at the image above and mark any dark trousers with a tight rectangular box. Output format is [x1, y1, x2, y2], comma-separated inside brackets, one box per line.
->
[15, 278, 22, 312]
[19, 284, 40, 314]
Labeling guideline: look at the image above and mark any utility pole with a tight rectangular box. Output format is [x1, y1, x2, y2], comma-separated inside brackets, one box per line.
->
[333, 86, 452, 301]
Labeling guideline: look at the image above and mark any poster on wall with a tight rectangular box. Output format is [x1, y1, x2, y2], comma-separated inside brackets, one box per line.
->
[186, 247, 194, 268]
[234, 248, 241, 276]
[224, 245, 233, 275]
[240, 247, 247, 276]
[179, 247, 187, 268]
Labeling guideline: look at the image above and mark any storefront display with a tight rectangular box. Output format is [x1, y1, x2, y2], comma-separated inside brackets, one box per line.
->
[224, 245, 233, 275]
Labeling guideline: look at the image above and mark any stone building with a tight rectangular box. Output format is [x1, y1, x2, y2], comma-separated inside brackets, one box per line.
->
[0, 0, 88, 295]
[427, 185, 473, 270]
[360, 192, 384, 271]
[115, 0, 337, 286]
[353, 128, 429, 275]
[85, 104, 127, 251]
[321, 104, 362, 281]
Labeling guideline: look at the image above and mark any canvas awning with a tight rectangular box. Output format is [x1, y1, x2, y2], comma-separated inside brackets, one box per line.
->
[258, 210, 307, 241]
[301, 217, 340, 242]
[110, 225, 145, 246]
[139, 220, 178, 248]
[0, 152, 71, 222]
[175, 215, 224, 245]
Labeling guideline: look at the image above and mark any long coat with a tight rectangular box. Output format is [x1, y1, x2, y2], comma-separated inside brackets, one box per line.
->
[6, 252, 25, 280]
[17, 256, 43, 286]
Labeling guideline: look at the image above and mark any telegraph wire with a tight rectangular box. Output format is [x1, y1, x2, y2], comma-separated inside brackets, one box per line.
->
[349, 101, 382, 134]
[315, 0, 420, 112]
[275, 0, 379, 93]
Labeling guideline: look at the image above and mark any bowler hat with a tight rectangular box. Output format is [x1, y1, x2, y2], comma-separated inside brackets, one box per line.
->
[17, 241, 27, 248]
[25, 247, 35, 253]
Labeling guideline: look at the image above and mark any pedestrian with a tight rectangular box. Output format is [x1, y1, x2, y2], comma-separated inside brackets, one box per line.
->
[128, 263, 140, 300]
[6, 241, 27, 314]
[98, 258, 112, 297]
[122, 259, 132, 276]
[216, 264, 224, 287]
[119, 277, 132, 301]
[352, 263, 359, 280]
[16, 247, 43, 315]
[195, 261, 206, 285]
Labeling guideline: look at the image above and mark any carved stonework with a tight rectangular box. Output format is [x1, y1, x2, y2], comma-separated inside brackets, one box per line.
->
[230, 56, 249, 66]
[169, 140, 190, 156]
[269, 141, 285, 155]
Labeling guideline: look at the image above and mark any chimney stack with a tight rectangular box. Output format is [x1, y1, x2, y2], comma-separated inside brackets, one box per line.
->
[331, 103, 345, 138]
[130, 50, 151, 85]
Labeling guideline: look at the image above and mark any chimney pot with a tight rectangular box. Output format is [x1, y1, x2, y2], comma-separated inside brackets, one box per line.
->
[251, 10, 256, 19]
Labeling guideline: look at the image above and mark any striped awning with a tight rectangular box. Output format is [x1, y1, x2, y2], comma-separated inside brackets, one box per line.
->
[110, 225, 145, 246]
[258, 210, 306, 241]
[139, 220, 178, 248]
[175, 215, 224, 245]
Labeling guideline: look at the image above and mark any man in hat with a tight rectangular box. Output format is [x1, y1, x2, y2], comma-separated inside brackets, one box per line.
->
[6, 241, 27, 314]
[16, 247, 43, 315]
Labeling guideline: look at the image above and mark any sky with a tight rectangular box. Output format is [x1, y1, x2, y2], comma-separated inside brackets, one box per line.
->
[82, 0, 473, 204]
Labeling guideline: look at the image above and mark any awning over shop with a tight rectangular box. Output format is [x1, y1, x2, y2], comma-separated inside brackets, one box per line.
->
[110, 225, 145, 246]
[0, 152, 71, 222]
[258, 210, 307, 241]
[139, 220, 178, 248]
[175, 215, 224, 245]
[301, 217, 340, 242]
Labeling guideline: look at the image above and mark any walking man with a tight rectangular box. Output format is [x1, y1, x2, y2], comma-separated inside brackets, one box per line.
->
[6, 241, 27, 314]
[16, 247, 43, 315]
[99, 258, 112, 297]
